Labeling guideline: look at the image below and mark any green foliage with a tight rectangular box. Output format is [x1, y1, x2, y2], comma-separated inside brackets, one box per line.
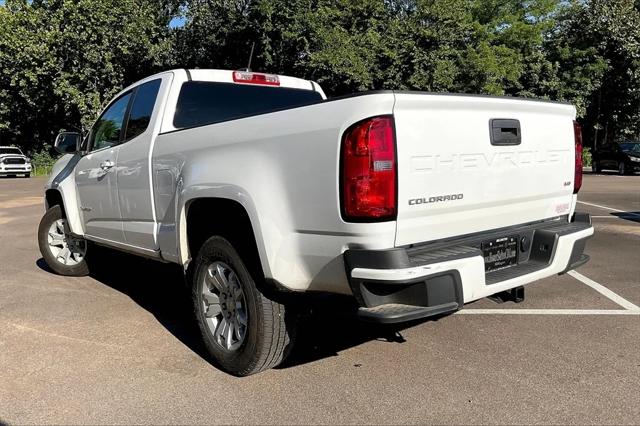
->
[582, 147, 592, 168]
[0, 0, 175, 152]
[1, 0, 639, 152]
[573, 0, 640, 146]
[29, 145, 57, 176]
[543, 0, 640, 147]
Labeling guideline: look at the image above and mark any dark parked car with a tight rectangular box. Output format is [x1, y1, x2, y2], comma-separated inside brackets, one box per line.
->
[592, 141, 640, 175]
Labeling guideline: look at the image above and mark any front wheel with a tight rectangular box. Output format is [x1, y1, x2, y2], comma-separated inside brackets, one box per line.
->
[192, 236, 296, 376]
[38, 205, 89, 276]
[618, 161, 627, 176]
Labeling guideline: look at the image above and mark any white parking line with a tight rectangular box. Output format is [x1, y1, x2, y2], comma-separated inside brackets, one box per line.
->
[457, 309, 640, 315]
[460, 271, 640, 315]
[577, 201, 640, 218]
[567, 270, 640, 311]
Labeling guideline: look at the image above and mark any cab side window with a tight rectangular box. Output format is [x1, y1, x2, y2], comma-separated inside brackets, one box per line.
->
[90, 93, 132, 151]
[125, 79, 161, 140]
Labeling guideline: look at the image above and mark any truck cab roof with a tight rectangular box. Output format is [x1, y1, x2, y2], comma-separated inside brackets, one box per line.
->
[121, 69, 326, 100]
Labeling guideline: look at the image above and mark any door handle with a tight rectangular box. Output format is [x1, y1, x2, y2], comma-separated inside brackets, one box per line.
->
[100, 160, 115, 171]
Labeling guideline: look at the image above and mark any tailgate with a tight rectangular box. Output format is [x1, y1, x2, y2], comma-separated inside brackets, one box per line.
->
[393, 93, 577, 247]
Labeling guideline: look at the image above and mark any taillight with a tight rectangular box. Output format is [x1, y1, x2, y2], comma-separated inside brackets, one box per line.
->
[573, 120, 583, 194]
[232, 71, 280, 86]
[341, 116, 397, 221]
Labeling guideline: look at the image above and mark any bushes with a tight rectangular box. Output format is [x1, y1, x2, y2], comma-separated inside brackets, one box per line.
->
[582, 147, 592, 167]
[30, 146, 57, 176]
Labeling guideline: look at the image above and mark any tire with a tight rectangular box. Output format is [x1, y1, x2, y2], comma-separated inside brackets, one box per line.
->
[192, 236, 295, 376]
[593, 161, 602, 174]
[24, 173, 31, 178]
[38, 205, 89, 276]
[618, 161, 627, 176]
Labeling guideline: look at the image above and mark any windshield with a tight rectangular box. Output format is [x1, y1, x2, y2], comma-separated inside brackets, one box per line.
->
[620, 142, 640, 154]
[0, 147, 23, 155]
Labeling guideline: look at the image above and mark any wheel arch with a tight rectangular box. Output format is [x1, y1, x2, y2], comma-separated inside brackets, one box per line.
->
[182, 196, 270, 281]
[44, 183, 84, 235]
[43, 153, 84, 236]
[45, 189, 65, 216]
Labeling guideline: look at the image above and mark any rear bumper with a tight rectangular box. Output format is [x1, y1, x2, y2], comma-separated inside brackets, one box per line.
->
[343, 214, 594, 323]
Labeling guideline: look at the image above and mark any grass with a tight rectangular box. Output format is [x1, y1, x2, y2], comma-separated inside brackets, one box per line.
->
[32, 165, 53, 177]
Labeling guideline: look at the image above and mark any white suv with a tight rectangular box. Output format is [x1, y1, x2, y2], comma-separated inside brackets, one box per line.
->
[0, 146, 32, 177]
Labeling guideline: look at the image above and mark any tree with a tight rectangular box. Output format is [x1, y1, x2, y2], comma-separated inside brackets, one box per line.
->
[460, 0, 562, 97]
[172, 0, 566, 97]
[544, 0, 640, 147]
[1, 0, 638, 153]
[0, 0, 175, 152]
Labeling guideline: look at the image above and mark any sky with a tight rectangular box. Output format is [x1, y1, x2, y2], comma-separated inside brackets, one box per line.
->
[169, 16, 186, 28]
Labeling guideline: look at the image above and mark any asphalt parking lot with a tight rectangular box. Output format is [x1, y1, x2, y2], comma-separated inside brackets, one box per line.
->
[0, 172, 639, 425]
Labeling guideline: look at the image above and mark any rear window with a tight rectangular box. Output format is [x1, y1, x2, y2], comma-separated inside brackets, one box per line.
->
[173, 81, 323, 129]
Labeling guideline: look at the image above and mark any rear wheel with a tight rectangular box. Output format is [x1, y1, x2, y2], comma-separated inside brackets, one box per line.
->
[38, 205, 89, 276]
[192, 236, 295, 376]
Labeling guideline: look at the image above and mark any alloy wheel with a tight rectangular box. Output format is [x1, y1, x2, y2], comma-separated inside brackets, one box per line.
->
[201, 261, 248, 352]
[47, 219, 87, 266]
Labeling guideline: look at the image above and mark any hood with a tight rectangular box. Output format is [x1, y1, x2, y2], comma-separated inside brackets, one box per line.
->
[0, 153, 27, 159]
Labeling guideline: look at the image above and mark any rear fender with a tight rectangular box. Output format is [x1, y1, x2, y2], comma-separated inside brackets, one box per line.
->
[176, 184, 270, 278]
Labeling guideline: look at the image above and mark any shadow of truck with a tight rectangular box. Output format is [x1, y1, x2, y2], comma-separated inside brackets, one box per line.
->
[37, 246, 430, 371]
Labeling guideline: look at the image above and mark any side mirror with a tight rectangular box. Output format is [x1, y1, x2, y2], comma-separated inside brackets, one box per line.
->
[54, 132, 82, 154]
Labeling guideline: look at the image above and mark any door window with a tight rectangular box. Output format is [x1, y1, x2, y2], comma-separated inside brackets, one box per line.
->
[90, 93, 132, 151]
[125, 79, 162, 140]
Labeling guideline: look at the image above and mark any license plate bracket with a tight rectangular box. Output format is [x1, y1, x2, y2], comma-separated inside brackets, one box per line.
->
[482, 236, 518, 272]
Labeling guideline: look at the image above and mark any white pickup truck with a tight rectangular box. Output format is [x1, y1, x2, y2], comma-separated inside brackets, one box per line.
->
[39, 69, 593, 375]
[0, 146, 32, 177]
